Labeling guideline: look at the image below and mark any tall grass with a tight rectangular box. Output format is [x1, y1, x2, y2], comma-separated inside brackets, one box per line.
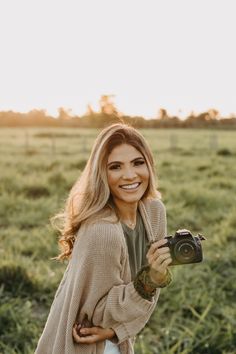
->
[0, 128, 235, 353]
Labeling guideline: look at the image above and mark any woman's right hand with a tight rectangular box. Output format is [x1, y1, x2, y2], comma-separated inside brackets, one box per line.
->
[146, 238, 172, 284]
[73, 324, 116, 344]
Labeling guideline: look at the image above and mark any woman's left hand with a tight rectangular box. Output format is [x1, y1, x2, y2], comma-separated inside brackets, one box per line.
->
[72, 324, 116, 344]
[146, 238, 172, 283]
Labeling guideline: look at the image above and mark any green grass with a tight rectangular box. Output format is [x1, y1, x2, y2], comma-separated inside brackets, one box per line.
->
[0, 127, 236, 354]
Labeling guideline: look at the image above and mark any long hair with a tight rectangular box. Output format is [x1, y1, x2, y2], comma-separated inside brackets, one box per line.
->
[53, 123, 160, 260]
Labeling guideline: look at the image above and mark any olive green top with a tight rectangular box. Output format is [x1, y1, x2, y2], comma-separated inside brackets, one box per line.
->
[121, 210, 149, 281]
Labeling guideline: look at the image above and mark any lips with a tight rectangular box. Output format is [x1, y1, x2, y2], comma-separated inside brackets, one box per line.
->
[119, 182, 141, 190]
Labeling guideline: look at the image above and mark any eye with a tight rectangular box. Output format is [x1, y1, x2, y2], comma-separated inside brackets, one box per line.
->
[108, 164, 121, 170]
[134, 159, 145, 166]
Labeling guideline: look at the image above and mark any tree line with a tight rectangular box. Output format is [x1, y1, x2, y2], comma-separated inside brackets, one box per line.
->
[0, 95, 235, 129]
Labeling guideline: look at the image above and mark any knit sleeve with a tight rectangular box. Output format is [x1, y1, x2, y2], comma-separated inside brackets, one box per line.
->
[74, 223, 159, 344]
[93, 286, 160, 344]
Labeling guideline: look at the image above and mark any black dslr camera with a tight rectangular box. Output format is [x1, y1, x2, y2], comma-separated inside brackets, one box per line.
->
[159, 229, 206, 265]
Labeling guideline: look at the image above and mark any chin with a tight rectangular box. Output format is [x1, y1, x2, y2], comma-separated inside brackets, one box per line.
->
[120, 193, 144, 204]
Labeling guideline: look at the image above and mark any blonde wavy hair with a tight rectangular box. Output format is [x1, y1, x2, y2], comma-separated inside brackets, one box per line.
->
[53, 123, 160, 260]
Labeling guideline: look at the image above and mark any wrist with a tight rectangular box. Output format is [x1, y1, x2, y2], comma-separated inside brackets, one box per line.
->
[150, 267, 173, 288]
[107, 328, 116, 339]
[149, 268, 167, 284]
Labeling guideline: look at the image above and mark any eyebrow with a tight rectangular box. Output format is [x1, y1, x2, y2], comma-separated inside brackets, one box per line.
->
[107, 157, 144, 167]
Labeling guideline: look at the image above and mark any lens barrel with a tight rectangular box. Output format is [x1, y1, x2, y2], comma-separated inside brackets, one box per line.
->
[174, 240, 196, 263]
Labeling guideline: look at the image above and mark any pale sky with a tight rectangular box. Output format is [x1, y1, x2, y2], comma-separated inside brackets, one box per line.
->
[0, 0, 235, 119]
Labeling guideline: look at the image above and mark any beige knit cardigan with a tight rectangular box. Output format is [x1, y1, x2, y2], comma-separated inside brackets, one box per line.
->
[35, 198, 167, 354]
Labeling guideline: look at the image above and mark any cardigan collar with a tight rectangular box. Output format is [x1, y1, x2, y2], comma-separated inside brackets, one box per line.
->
[138, 199, 155, 243]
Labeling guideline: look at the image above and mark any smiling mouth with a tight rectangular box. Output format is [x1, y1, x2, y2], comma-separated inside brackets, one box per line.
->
[119, 182, 141, 190]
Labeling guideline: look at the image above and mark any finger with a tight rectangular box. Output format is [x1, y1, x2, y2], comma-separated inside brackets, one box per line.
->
[80, 327, 99, 336]
[153, 257, 172, 273]
[148, 249, 171, 265]
[75, 335, 97, 344]
[156, 246, 170, 254]
[73, 324, 80, 336]
[148, 239, 167, 253]
[164, 258, 172, 266]
[152, 253, 172, 267]
[147, 239, 168, 257]
[73, 326, 91, 341]
[153, 250, 171, 262]
[73, 327, 83, 343]
[148, 247, 170, 262]
[73, 327, 97, 344]
[158, 259, 172, 273]
[74, 323, 81, 330]
[158, 253, 172, 264]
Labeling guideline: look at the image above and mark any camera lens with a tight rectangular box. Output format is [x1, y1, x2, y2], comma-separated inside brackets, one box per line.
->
[174, 240, 196, 263]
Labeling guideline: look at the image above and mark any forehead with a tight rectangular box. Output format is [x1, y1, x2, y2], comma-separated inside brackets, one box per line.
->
[107, 144, 143, 162]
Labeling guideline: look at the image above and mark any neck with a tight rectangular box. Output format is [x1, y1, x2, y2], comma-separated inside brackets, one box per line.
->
[112, 198, 138, 225]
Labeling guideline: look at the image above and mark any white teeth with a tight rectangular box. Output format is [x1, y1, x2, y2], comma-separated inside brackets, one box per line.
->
[120, 183, 140, 190]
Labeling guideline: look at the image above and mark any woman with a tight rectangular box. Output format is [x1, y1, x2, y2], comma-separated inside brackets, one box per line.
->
[35, 123, 172, 354]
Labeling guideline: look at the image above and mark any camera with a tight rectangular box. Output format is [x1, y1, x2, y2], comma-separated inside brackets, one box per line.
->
[159, 229, 206, 265]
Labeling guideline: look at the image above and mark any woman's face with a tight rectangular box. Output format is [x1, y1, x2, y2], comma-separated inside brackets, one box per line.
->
[107, 143, 150, 206]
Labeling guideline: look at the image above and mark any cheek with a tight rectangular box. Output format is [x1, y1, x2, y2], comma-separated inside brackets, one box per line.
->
[142, 167, 150, 182]
[107, 172, 118, 189]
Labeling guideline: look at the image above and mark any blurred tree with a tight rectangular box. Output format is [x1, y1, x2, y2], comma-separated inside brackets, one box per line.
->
[157, 108, 168, 120]
[208, 109, 220, 120]
[99, 95, 118, 115]
[28, 109, 47, 121]
[58, 107, 73, 120]
[85, 103, 95, 116]
[0, 106, 235, 128]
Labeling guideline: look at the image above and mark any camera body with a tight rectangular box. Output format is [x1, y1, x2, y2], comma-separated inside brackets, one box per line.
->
[160, 229, 206, 265]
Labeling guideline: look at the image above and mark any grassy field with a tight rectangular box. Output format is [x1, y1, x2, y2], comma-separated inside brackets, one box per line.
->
[0, 127, 236, 354]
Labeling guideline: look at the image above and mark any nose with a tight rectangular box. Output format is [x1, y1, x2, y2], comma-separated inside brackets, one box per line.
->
[122, 167, 137, 180]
